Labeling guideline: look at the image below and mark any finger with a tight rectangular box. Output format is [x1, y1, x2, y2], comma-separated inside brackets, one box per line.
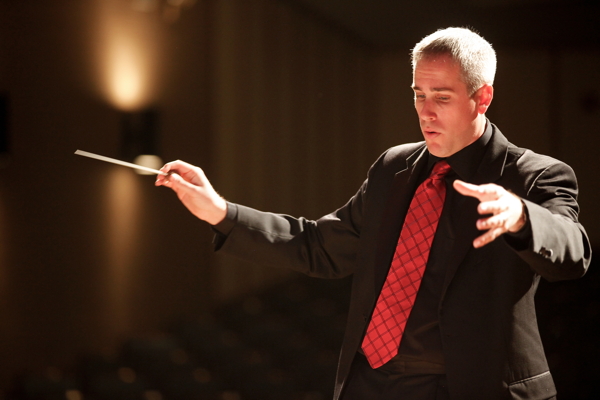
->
[452, 180, 483, 199]
[178, 167, 206, 186]
[454, 180, 505, 202]
[158, 161, 176, 174]
[473, 226, 505, 248]
[155, 171, 181, 189]
[453, 180, 496, 201]
[155, 172, 170, 187]
[476, 213, 510, 231]
[159, 160, 196, 177]
[165, 161, 205, 186]
[155, 172, 173, 188]
[162, 172, 186, 190]
[157, 160, 203, 186]
[477, 199, 508, 216]
[156, 161, 178, 185]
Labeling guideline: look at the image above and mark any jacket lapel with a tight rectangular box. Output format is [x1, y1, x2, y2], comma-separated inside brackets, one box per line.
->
[372, 146, 429, 294]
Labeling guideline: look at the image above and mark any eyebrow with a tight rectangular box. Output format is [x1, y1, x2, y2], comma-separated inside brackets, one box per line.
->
[411, 86, 456, 92]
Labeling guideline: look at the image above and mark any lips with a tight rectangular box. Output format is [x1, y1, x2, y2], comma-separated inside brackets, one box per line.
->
[424, 130, 441, 138]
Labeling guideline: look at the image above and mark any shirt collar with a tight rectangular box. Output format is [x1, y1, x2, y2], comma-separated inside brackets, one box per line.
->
[427, 119, 493, 181]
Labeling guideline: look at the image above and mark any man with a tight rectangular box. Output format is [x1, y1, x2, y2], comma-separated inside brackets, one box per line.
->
[155, 28, 591, 399]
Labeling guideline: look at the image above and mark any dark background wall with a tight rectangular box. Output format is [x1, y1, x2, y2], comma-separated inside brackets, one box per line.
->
[0, 0, 598, 397]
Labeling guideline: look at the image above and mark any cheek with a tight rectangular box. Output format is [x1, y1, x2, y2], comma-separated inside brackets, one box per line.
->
[413, 101, 422, 113]
[466, 100, 479, 115]
[449, 103, 476, 124]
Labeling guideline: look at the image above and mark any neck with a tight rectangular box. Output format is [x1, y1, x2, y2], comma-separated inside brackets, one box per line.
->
[473, 114, 487, 140]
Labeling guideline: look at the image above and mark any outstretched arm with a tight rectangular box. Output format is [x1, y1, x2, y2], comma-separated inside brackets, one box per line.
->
[155, 160, 227, 225]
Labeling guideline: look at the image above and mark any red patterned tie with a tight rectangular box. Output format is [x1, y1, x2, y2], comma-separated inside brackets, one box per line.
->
[361, 161, 451, 369]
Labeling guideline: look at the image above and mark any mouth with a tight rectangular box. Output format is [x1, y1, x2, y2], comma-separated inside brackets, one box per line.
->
[423, 129, 441, 138]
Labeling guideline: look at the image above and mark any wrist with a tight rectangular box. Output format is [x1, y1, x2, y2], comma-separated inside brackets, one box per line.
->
[509, 199, 527, 233]
[206, 197, 227, 226]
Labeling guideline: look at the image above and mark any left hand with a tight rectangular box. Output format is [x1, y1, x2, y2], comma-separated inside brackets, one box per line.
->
[453, 180, 527, 248]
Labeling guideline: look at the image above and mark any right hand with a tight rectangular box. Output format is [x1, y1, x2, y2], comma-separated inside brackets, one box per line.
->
[155, 160, 227, 225]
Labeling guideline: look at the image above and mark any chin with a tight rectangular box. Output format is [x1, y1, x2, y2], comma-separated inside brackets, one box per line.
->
[425, 142, 448, 158]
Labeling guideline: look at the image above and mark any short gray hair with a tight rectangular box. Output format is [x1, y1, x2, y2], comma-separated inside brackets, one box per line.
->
[411, 27, 496, 96]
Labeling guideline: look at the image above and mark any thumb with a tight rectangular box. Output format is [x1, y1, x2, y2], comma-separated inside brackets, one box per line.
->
[165, 172, 197, 194]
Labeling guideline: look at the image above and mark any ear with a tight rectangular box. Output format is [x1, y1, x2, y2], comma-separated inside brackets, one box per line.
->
[475, 84, 494, 114]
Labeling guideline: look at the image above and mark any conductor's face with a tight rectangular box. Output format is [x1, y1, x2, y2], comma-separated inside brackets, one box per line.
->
[412, 54, 491, 158]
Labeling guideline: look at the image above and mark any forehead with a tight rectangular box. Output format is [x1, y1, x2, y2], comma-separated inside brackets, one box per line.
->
[412, 55, 467, 92]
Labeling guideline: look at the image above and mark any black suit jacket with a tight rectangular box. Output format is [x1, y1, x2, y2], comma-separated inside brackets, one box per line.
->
[215, 123, 591, 399]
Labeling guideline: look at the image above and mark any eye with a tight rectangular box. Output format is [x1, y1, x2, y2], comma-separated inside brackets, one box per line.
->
[437, 95, 450, 101]
[414, 93, 426, 100]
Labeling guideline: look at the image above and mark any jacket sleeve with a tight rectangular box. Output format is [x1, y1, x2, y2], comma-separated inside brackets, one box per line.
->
[511, 159, 592, 281]
[212, 178, 369, 279]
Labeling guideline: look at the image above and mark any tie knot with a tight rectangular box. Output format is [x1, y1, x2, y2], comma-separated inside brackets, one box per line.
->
[430, 161, 451, 180]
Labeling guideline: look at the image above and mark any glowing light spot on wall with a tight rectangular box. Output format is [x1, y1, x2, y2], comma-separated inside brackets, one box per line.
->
[105, 168, 141, 332]
[107, 169, 139, 255]
[134, 154, 163, 175]
[108, 38, 146, 111]
[93, 0, 164, 111]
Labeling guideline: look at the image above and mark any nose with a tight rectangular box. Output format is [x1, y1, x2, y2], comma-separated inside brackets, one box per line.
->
[418, 99, 436, 121]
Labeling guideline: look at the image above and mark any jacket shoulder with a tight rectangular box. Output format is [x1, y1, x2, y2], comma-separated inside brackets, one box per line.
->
[375, 141, 427, 170]
[505, 142, 575, 176]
